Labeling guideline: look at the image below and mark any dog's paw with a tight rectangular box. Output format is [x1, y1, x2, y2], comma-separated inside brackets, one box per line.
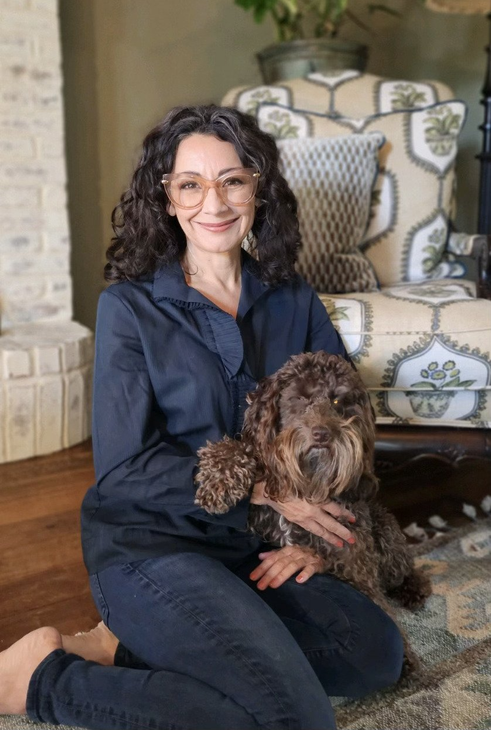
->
[398, 649, 421, 683]
[390, 569, 432, 611]
[195, 437, 257, 514]
[194, 484, 237, 514]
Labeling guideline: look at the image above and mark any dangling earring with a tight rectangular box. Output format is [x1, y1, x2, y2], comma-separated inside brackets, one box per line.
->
[242, 230, 256, 255]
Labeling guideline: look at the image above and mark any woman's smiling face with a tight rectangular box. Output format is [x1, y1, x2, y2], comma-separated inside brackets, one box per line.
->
[166, 134, 256, 256]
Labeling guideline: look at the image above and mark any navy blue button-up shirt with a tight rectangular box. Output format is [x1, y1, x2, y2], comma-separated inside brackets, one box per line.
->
[81, 251, 349, 574]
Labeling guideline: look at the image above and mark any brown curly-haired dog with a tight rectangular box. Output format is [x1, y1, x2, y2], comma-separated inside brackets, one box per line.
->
[195, 351, 432, 676]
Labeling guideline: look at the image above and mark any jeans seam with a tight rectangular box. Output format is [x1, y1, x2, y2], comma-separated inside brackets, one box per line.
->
[53, 696, 290, 730]
[91, 573, 111, 625]
[129, 562, 292, 725]
[49, 695, 187, 730]
[303, 647, 346, 657]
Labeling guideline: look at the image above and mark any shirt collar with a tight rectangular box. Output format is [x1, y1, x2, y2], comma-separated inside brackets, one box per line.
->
[151, 249, 270, 318]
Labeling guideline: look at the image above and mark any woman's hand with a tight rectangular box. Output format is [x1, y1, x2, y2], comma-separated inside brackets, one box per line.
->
[249, 545, 325, 590]
[251, 480, 356, 548]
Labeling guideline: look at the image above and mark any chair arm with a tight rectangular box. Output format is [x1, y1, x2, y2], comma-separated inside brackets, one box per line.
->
[447, 232, 491, 299]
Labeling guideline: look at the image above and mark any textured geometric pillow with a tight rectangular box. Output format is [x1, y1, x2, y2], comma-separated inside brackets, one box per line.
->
[276, 134, 384, 293]
[256, 101, 468, 287]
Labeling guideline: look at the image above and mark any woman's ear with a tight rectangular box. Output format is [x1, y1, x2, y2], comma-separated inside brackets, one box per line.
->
[167, 202, 176, 217]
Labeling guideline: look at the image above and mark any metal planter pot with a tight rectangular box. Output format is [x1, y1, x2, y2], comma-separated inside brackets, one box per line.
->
[257, 38, 368, 84]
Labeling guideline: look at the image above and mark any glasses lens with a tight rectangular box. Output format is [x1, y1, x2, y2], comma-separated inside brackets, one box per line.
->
[168, 177, 205, 208]
[164, 171, 257, 208]
[221, 173, 255, 204]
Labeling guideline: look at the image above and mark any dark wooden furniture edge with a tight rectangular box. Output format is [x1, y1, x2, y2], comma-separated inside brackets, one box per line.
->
[375, 424, 491, 474]
[477, 12, 491, 237]
[473, 233, 491, 299]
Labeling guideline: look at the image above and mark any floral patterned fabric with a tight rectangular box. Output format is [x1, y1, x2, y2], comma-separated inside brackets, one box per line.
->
[319, 280, 491, 427]
[221, 70, 454, 118]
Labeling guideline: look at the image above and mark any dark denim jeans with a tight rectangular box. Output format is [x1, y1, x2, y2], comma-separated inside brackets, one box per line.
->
[26, 548, 403, 730]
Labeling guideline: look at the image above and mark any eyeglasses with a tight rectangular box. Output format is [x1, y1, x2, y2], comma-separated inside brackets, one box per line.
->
[161, 168, 260, 209]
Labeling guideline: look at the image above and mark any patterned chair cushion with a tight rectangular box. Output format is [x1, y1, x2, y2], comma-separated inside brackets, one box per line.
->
[276, 134, 384, 293]
[221, 70, 454, 117]
[320, 279, 491, 428]
[255, 101, 468, 288]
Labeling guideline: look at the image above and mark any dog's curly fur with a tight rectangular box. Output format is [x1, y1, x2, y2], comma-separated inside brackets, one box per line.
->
[195, 352, 432, 676]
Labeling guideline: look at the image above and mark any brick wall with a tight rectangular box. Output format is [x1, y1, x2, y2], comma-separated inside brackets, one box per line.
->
[0, 0, 93, 463]
[0, 0, 72, 329]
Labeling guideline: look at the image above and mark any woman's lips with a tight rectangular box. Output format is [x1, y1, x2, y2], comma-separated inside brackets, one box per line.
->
[197, 218, 239, 232]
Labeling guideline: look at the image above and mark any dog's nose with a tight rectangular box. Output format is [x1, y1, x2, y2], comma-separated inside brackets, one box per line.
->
[312, 427, 330, 444]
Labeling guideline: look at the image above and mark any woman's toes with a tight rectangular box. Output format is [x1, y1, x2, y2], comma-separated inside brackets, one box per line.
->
[62, 621, 118, 665]
[0, 626, 62, 715]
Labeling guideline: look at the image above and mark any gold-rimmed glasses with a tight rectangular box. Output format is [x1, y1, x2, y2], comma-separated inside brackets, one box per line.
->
[161, 168, 260, 209]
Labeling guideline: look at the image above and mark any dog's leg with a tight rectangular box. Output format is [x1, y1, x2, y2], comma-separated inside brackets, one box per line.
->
[370, 504, 432, 610]
[387, 567, 433, 611]
[195, 437, 257, 514]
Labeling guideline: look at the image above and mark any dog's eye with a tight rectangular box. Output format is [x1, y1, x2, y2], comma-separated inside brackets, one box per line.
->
[290, 395, 307, 404]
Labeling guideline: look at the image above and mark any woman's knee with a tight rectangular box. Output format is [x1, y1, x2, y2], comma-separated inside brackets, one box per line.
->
[355, 604, 404, 693]
[95, 555, 336, 729]
[298, 578, 404, 698]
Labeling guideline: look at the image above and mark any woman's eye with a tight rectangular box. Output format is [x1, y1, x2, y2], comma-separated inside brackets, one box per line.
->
[223, 177, 244, 187]
[179, 181, 200, 190]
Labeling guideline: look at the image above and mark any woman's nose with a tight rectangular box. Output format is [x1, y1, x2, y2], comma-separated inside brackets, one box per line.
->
[201, 185, 229, 214]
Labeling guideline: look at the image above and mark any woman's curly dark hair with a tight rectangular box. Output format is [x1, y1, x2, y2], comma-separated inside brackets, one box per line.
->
[105, 104, 301, 286]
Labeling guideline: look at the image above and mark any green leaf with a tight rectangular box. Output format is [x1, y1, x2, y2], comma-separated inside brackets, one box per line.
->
[367, 3, 401, 17]
[411, 382, 437, 389]
[234, 0, 279, 23]
[442, 377, 461, 388]
[458, 380, 476, 388]
[278, 0, 298, 15]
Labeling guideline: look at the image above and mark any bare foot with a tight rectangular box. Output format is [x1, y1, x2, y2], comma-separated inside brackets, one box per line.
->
[0, 626, 62, 715]
[62, 621, 118, 666]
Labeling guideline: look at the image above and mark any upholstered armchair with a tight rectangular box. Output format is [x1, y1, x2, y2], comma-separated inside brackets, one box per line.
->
[222, 71, 491, 485]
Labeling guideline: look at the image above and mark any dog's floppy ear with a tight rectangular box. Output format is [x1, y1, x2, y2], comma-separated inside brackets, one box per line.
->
[243, 373, 285, 448]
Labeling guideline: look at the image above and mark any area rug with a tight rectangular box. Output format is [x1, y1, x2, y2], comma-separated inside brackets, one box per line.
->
[335, 517, 491, 729]
[1, 519, 490, 730]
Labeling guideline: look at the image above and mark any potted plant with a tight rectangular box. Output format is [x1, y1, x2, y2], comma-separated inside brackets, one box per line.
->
[235, 0, 416, 83]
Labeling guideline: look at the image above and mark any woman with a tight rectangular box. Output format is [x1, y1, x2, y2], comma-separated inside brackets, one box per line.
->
[0, 105, 403, 730]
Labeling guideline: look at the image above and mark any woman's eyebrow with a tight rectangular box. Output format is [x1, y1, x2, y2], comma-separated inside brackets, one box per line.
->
[176, 167, 242, 176]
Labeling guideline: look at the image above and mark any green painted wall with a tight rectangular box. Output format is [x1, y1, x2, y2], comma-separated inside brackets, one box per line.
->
[59, 0, 488, 330]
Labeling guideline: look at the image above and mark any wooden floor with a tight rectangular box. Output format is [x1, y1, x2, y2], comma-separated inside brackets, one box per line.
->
[0, 440, 99, 648]
[0, 439, 490, 650]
